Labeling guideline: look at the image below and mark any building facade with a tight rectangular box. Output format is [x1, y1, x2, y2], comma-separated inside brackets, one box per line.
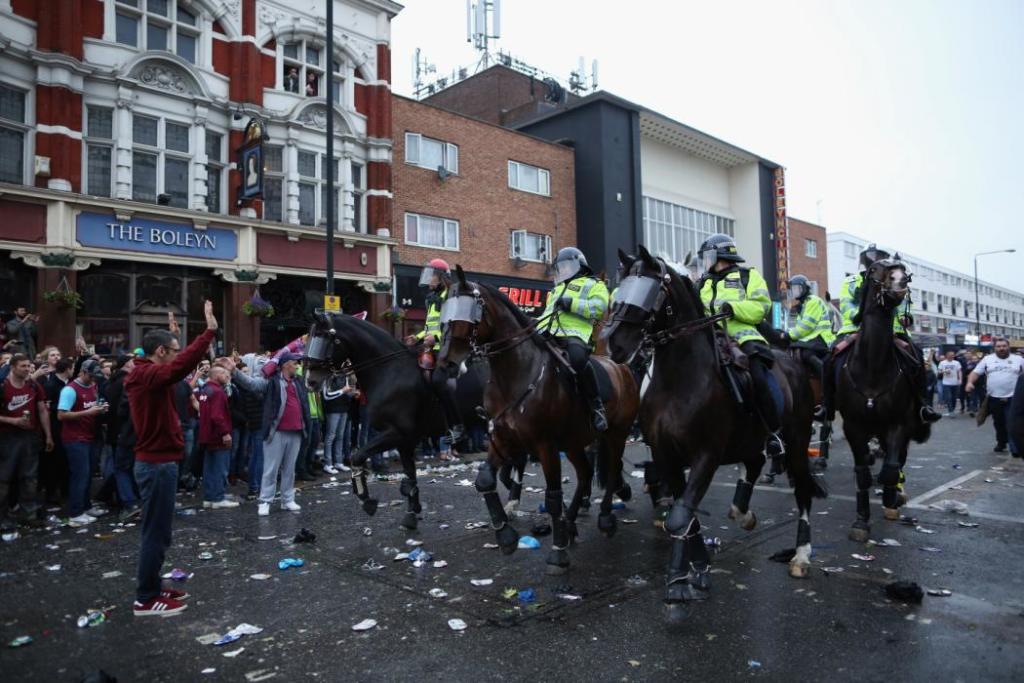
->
[426, 67, 787, 294]
[786, 217, 829, 297]
[827, 231, 1024, 344]
[0, 0, 399, 355]
[391, 94, 576, 335]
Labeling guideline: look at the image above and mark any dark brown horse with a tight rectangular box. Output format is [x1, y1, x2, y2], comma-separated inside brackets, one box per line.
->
[438, 267, 640, 574]
[604, 246, 825, 623]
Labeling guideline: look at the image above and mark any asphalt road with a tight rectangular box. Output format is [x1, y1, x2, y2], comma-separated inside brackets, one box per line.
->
[2, 414, 1023, 682]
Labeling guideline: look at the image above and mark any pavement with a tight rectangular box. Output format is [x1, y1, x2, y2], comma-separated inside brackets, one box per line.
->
[2, 413, 1023, 682]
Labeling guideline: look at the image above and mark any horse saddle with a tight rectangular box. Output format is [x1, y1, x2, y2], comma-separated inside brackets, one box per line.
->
[714, 330, 754, 410]
[548, 345, 614, 404]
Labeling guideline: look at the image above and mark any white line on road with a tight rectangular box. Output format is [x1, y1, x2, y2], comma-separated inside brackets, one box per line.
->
[905, 469, 984, 506]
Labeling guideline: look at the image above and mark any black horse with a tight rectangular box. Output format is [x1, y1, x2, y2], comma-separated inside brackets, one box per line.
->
[604, 246, 825, 623]
[303, 312, 499, 529]
[835, 259, 931, 541]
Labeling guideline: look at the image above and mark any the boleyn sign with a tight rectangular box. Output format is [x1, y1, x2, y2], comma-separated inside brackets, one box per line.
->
[76, 212, 239, 260]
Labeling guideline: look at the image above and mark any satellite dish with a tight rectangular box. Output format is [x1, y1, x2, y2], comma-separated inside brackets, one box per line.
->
[542, 77, 563, 103]
[437, 165, 451, 181]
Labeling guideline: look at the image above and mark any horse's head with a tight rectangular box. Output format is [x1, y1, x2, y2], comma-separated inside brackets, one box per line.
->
[437, 265, 487, 368]
[302, 311, 351, 397]
[863, 257, 911, 310]
[604, 245, 673, 364]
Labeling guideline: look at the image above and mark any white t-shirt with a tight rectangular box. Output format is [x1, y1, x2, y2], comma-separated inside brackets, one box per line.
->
[937, 359, 962, 386]
[973, 353, 1024, 398]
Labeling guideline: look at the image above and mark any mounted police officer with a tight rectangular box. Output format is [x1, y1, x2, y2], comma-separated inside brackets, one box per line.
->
[542, 247, 610, 432]
[817, 244, 940, 424]
[784, 274, 835, 377]
[405, 259, 464, 441]
[697, 234, 785, 459]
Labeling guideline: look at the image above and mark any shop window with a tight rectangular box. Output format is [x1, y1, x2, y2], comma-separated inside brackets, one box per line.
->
[641, 196, 734, 266]
[0, 254, 35, 326]
[114, 0, 201, 64]
[508, 160, 549, 196]
[0, 83, 27, 184]
[206, 131, 223, 213]
[405, 212, 459, 251]
[81, 273, 130, 317]
[405, 133, 458, 174]
[510, 230, 551, 263]
[132, 113, 191, 207]
[136, 274, 182, 308]
[262, 145, 284, 222]
[85, 106, 114, 197]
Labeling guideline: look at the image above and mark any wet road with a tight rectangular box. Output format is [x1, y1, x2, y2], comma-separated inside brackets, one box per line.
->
[2, 415, 1023, 681]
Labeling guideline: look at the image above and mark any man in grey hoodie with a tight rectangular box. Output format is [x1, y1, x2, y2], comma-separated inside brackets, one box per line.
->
[225, 352, 309, 516]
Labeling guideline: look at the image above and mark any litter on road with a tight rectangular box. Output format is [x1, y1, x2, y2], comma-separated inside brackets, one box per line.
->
[448, 619, 468, 631]
[351, 619, 377, 631]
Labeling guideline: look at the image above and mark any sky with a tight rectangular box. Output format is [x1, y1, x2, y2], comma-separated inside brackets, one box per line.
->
[389, 0, 1024, 292]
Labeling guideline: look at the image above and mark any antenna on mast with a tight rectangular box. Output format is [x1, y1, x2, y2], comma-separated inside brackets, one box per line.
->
[569, 55, 599, 94]
[467, 0, 501, 71]
[412, 48, 437, 100]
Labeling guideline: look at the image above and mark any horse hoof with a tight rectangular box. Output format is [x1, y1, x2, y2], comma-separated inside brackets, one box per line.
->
[400, 512, 418, 530]
[848, 525, 870, 543]
[566, 520, 578, 542]
[897, 492, 908, 507]
[689, 569, 712, 593]
[883, 507, 900, 521]
[362, 499, 379, 516]
[664, 602, 688, 625]
[496, 525, 519, 555]
[598, 513, 617, 537]
[789, 561, 810, 579]
[503, 500, 519, 514]
[741, 510, 757, 531]
[616, 483, 633, 502]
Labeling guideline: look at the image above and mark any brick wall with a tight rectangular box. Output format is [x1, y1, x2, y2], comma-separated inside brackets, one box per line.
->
[787, 217, 830, 297]
[392, 95, 576, 280]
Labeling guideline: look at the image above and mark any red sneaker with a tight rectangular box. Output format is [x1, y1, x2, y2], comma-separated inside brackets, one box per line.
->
[133, 596, 187, 617]
[160, 587, 190, 601]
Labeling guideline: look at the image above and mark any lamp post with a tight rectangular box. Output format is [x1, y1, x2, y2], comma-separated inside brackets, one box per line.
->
[973, 249, 1015, 337]
[325, 0, 335, 296]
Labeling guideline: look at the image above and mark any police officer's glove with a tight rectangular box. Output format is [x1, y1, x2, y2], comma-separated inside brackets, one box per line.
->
[555, 296, 573, 312]
[719, 302, 734, 317]
[774, 329, 791, 347]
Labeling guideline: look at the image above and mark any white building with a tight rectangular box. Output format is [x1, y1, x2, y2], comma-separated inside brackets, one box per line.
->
[827, 231, 1024, 343]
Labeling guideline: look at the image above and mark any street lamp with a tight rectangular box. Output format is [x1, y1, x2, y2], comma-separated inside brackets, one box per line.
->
[974, 249, 1016, 338]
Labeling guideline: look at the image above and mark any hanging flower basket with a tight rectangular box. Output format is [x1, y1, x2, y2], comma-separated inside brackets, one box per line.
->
[42, 275, 83, 309]
[242, 289, 275, 318]
[381, 306, 406, 322]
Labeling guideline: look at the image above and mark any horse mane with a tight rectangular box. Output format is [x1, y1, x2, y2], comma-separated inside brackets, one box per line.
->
[328, 312, 405, 351]
[660, 257, 716, 347]
[475, 281, 535, 329]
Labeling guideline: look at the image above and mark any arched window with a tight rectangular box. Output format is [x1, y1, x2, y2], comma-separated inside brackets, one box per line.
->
[280, 39, 345, 103]
[114, 0, 201, 64]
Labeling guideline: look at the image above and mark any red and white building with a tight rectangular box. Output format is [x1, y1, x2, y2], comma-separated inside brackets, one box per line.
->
[0, 0, 399, 354]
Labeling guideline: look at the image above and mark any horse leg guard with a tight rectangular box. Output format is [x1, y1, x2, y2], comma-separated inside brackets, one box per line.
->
[729, 479, 758, 531]
[616, 481, 633, 502]
[400, 478, 422, 514]
[850, 465, 872, 541]
[790, 517, 812, 579]
[546, 491, 570, 574]
[478, 465, 518, 554]
[351, 468, 378, 516]
[878, 463, 902, 517]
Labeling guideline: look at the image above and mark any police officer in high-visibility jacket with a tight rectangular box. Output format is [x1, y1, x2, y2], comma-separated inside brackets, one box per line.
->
[542, 247, 610, 432]
[785, 274, 835, 376]
[818, 244, 940, 424]
[697, 234, 785, 458]
[404, 259, 464, 441]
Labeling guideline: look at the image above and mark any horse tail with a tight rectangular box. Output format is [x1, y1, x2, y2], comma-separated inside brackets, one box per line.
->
[911, 420, 932, 444]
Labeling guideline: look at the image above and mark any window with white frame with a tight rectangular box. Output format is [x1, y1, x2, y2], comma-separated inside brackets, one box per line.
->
[114, 0, 201, 64]
[85, 106, 114, 197]
[805, 238, 818, 258]
[131, 113, 190, 207]
[350, 161, 364, 232]
[510, 230, 552, 263]
[641, 196, 735, 265]
[205, 131, 223, 213]
[262, 144, 284, 222]
[405, 212, 459, 250]
[0, 84, 27, 185]
[843, 242, 856, 259]
[318, 154, 340, 229]
[297, 150, 317, 226]
[281, 40, 343, 100]
[404, 133, 458, 174]
[508, 160, 549, 196]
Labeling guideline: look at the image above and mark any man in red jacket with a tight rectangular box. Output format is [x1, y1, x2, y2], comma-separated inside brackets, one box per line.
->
[198, 365, 237, 509]
[126, 302, 217, 617]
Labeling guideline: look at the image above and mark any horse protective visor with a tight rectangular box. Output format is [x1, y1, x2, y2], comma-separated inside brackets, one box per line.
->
[440, 295, 482, 324]
[304, 335, 331, 362]
[614, 275, 661, 312]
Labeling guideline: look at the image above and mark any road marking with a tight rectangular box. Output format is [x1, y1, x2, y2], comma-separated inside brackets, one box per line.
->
[905, 469, 983, 506]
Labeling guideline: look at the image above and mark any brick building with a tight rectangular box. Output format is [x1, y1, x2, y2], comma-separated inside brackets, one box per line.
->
[391, 94, 576, 335]
[786, 217, 829, 298]
[0, 0, 399, 355]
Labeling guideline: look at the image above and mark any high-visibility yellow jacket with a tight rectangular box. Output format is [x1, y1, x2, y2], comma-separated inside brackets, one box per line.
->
[788, 294, 836, 345]
[700, 266, 772, 345]
[837, 273, 907, 337]
[415, 287, 447, 351]
[543, 275, 609, 342]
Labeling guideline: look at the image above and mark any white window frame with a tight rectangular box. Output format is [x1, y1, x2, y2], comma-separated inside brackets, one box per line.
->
[404, 212, 460, 251]
[205, 129, 224, 213]
[262, 144, 285, 223]
[131, 112, 192, 207]
[641, 196, 735, 265]
[404, 132, 458, 174]
[83, 105, 115, 197]
[508, 160, 550, 196]
[0, 83, 30, 186]
[804, 238, 818, 258]
[510, 230, 552, 263]
[113, 0, 202, 64]
[350, 160, 364, 233]
[280, 39, 344, 102]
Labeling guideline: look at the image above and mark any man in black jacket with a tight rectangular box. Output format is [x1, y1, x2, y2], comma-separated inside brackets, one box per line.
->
[105, 355, 139, 519]
[40, 358, 73, 504]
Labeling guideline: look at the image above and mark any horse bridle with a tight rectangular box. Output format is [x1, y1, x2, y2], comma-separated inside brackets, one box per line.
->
[864, 260, 911, 308]
[303, 317, 421, 388]
[443, 286, 553, 360]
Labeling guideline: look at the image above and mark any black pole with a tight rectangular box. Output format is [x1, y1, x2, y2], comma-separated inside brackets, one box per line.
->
[325, 0, 335, 295]
[974, 256, 979, 337]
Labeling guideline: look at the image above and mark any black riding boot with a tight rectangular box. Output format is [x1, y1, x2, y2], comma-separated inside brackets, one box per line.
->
[432, 368, 464, 441]
[581, 363, 608, 432]
[904, 340, 941, 424]
[747, 355, 784, 479]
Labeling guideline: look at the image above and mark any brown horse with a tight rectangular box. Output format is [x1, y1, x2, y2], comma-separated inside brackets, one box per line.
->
[438, 266, 640, 574]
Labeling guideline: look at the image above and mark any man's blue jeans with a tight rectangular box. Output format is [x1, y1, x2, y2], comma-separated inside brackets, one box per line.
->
[134, 460, 178, 603]
[202, 448, 230, 502]
[941, 384, 958, 414]
[114, 445, 138, 509]
[64, 441, 92, 517]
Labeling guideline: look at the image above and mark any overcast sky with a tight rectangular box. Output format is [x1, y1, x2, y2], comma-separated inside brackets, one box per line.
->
[389, 0, 1024, 292]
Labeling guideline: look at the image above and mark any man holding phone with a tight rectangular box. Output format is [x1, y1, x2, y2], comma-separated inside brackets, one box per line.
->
[58, 359, 108, 526]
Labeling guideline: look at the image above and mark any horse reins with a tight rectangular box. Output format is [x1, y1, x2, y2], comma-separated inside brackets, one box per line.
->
[648, 311, 731, 346]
